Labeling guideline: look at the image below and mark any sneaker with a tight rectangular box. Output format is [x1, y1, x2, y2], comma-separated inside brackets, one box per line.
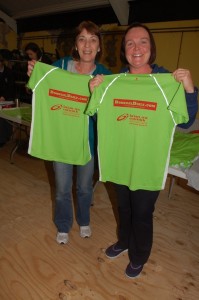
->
[105, 242, 128, 258]
[80, 226, 92, 238]
[56, 232, 69, 244]
[125, 262, 143, 278]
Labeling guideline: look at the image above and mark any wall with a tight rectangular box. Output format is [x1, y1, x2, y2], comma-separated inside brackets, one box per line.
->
[148, 20, 199, 118]
[147, 21, 199, 88]
[0, 22, 17, 50]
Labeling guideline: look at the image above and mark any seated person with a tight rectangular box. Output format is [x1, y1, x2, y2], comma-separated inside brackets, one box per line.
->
[24, 43, 52, 102]
[0, 54, 16, 147]
[24, 42, 52, 64]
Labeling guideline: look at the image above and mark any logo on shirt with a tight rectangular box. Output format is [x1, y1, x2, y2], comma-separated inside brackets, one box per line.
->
[51, 104, 62, 110]
[114, 99, 157, 110]
[49, 89, 88, 103]
[117, 113, 148, 126]
[50, 104, 80, 117]
[117, 113, 129, 121]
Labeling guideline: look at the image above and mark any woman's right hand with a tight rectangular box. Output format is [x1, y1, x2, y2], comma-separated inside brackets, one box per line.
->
[27, 60, 37, 77]
[89, 74, 104, 93]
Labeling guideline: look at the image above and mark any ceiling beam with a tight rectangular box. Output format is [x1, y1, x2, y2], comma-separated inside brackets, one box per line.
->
[108, 0, 129, 25]
[0, 10, 17, 32]
[11, 0, 110, 19]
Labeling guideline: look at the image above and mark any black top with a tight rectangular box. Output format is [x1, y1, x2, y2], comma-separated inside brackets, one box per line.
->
[0, 66, 16, 100]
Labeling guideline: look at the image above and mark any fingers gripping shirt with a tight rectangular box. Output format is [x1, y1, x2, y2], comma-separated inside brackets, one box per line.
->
[27, 62, 92, 165]
[85, 73, 189, 191]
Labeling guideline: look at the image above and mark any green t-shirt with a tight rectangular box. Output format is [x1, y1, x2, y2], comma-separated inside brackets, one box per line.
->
[27, 62, 92, 165]
[85, 73, 189, 190]
[170, 131, 199, 168]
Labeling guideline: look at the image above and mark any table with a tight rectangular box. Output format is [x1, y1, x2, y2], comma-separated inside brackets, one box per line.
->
[0, 105, 32, 163]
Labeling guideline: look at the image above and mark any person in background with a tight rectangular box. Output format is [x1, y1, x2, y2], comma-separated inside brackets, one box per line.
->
[25, 42, 52, 64]
[27, 20, 112, 245]
[25, 43, 52, 102]
[89, 22, 198, 278]
[0, 53, 16, 147]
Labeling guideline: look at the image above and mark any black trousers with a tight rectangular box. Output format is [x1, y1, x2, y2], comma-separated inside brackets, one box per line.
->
[115, 184, 160, 265]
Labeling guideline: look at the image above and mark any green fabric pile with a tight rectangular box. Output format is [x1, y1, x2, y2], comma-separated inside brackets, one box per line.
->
[170, 131, 199, 168]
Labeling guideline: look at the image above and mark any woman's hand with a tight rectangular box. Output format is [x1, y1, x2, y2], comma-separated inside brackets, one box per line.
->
[27, 60, 37, 77]
[173, 68, 194, 93]
[89, 74, 104, 93]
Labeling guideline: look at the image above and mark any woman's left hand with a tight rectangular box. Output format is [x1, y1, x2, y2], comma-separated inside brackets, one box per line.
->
[173, 68, 194, 93]
[89, 74, 104, 93]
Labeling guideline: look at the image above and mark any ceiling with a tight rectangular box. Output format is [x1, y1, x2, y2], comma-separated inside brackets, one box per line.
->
[0, 0, 198, 34]
[0, 0, 130, 33]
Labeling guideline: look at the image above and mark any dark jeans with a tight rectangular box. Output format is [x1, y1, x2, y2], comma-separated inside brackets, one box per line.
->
[115, 184, 160, 265]
[0, 118, 12, 144]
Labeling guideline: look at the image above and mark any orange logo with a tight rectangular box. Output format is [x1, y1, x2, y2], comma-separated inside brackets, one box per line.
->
[114, 99, 157, 111]
[117, 113, 129, 121]
[51, 104, 63, 110]
[49, 89, 88, 103]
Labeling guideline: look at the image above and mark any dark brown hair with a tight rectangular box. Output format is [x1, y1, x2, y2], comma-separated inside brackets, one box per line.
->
[25, 42, 42, 60]
[120, 22, 156, 65]
[71, 20, 102, 61]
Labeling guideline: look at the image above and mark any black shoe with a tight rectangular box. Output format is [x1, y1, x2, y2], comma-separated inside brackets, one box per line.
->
[125, 262, 143, 278]
[105, 242, 128, 258]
